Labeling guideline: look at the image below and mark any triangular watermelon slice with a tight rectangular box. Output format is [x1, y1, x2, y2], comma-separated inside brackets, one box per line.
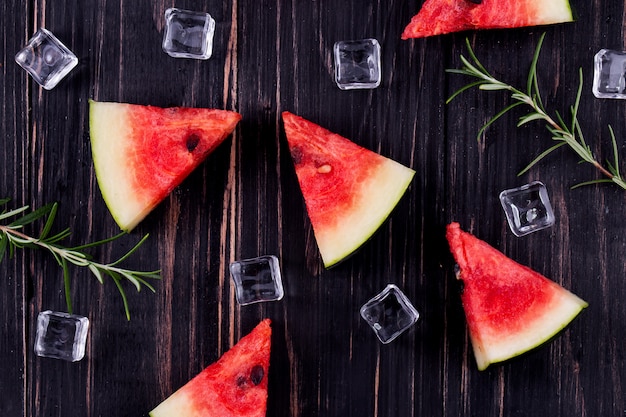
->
[150, 319, 271, 417]
[446, 222, 587, 370]
[282, 112, 416, 268]
[89, 100, 242, 231]
[401, 0, 574, 39]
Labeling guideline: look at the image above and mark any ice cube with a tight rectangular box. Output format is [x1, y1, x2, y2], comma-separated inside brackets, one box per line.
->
[360, 284, 419, 344]
[593, 49, 626, 99]
[333, 38, 381, 90]
[15, 28, 78, 90]
[162, 8, 215, 60]
[499, 181, 555, 237]
[229, 255, 284, 305]
[34, 310, 89, 362]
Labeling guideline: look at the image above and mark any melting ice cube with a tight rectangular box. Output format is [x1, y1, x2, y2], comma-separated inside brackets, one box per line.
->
[34, 310, 89, 362]
[162, 8, 216, 60]
[499, 181, 555, 237]
[229, 255, 284, 305]
[360, 284, 419, 344]
[593, 49, 626, 99]
[15, 28, 78, 90]
[333, 38, 381, 90]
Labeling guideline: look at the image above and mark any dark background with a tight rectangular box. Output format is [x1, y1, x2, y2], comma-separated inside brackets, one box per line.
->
[1, 0, 625, 416]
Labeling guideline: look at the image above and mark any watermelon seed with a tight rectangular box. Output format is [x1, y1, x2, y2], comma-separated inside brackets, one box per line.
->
[317, 164, 332, 174]
[467, 0, 482, 4]
[186, 133, 200, 152]
[250, 365, 264, 385]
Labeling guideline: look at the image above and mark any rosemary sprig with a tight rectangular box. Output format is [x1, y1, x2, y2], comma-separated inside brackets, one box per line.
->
[447, 33, 626, 190]
[0, 198, 161, 320]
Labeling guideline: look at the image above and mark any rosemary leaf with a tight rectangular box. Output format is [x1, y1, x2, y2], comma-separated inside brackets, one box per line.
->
[0, 234, 7, 264]
[479, 83, 510, 91]
[571, 179, 615, 188]
[609, 125, 620, 178]
[526, 33, 546, 106]
[477, 102, 524, 141]
[9, 203, 54, 227]
[518, 142, 568, 176]
[517, 113, 547, 127]
[0, 206, 29, 222]
[39, 203, 58, 240]
[69, 231, 127, 251]
[62, 258, 73, 315]
[445, 80, 485, 103]
[88, 263, 105, 284]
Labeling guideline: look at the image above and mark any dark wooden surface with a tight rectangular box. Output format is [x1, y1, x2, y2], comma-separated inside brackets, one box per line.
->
[2, 0, 626, 416]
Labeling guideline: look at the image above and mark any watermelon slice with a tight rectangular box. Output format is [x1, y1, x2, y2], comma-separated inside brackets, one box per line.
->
[89, 100, 241, 231]
[401, 0, 574, 39]
[446, 222, 587, 370]
[282, 112, 416, 268]
[150, 319, 272, 417]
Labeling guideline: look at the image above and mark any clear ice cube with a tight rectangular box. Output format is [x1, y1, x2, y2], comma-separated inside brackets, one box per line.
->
[162, 8, 216, 60]
[499, 181, 555, 237]
[34, 310, 89, 362]
[15, 28, 78, 90]
[360, 284, 419, 344]
[333, 38, 381, 90]
[229, 255, 284, 305]
[593, 49, 626, 99]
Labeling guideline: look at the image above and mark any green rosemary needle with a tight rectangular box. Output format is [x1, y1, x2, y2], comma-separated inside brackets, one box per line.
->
[0, 198, 161, 320]
[446, 33, 626, 191]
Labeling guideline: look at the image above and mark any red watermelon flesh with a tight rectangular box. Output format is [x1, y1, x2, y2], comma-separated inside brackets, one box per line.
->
[446, 222, 587, 370]
[150, 319, 271, 417]
[282, 111, 415, 268]
[89, 100, 241, 231]
[401, 0, 573, 39]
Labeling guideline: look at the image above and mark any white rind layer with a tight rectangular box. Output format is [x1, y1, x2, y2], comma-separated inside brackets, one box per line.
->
[89, 100, 149, 231]
[149, 390, 195, 417]
[536, 0, 573, 25]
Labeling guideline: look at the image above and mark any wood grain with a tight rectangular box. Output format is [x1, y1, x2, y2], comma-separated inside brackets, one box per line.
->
[1, 0, 625, 416]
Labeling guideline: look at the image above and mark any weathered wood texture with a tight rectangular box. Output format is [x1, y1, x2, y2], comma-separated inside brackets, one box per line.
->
[1, 0, 625, 416]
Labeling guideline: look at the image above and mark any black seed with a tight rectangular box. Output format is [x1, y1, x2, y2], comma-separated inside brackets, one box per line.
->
[186, 133, 200, 152]
[250, 365, 264, 385]
[467, 0, 482, 4]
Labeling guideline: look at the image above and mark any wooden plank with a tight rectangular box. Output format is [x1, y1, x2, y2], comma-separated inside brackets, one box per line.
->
[0, 1, 30, 415]
[1, 0, 626, 415]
